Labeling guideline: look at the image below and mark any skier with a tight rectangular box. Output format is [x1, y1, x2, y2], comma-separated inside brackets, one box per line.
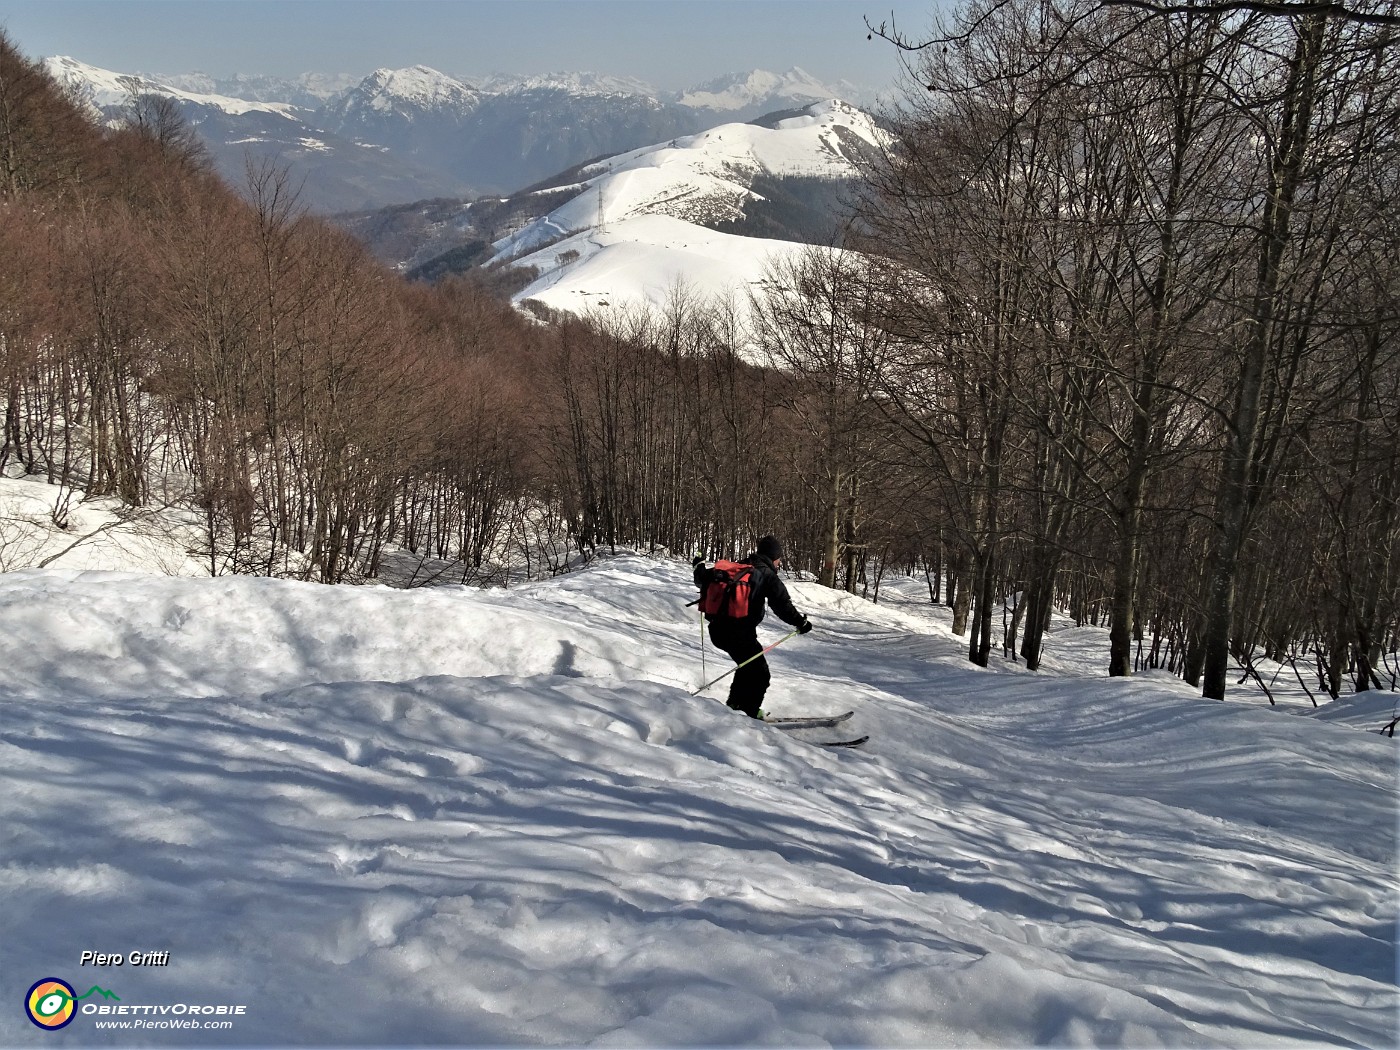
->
[693, 535, 812, 718]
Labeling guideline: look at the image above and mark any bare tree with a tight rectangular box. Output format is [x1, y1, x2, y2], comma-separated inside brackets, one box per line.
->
[752, 248, 900, 590]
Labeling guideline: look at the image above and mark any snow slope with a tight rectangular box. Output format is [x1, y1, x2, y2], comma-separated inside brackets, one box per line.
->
[504, 213, 822, 321]
[493, 99, 882, 322]
[495, 99, 881, 260]
[0, 547, 1394, 1047]
[0, 476, 205, 576]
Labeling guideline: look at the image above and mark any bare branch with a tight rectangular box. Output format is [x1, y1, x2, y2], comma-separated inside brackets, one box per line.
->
[1100, 0, 1400, 24]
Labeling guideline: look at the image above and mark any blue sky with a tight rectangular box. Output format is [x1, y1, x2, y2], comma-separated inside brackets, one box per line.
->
[0, 1, 949, 94]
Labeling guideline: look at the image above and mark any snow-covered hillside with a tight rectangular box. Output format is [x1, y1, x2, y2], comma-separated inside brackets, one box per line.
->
[494, 99, 885, 320]
[503, 214, 824, 321]
[496, 99, 882, 257]
[0, 502, 1393, 1045]
[0, 476, 205, 575]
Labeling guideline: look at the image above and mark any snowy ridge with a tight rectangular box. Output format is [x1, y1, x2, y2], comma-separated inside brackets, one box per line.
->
[472, 70, 661, 97]
[0, 503, 1393, 1045]
[329, 65, 483, 116]
[678, 65, 838, 111]
[493, 99, 885, 320]
[146, 70, 359, 107]
[496, 98, 882, 258]
[577, 98, 883, 189]
[43, 56, 302, 119]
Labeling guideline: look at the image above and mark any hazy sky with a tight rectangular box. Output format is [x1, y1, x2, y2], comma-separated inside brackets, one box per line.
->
[0, 0, 951, 94]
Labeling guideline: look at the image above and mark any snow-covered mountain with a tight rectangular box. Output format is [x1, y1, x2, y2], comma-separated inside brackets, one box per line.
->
[497, 99, 883, 251]
[467, 66, 872, 119]
[300, 63, 778, 198]
[320, 65, 484, 124]
[313, 64, 714, 196]
[313, 66, 490, 188]
[44, 55, 301, 119]
[44, 57, 476, 211]
[490, 99, 887, 321]
[678, 65, 859, 114]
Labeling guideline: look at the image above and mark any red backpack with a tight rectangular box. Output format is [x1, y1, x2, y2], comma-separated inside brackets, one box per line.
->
[696, 559, 756, 619]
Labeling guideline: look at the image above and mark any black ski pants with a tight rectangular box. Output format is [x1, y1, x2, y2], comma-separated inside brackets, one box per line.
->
[708, 618, 769, 718]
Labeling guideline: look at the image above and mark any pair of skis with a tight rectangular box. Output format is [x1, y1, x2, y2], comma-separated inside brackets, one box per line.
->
[763, 710, 866, 748]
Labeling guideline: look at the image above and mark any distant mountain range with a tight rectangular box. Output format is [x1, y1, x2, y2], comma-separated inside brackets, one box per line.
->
[139, 69, 361, 109]
[44, 57, 878, 212]
[677, 67, 864, 112]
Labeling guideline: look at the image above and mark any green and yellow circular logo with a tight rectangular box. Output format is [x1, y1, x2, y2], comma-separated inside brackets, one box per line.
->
[25, 978, 77, 1030]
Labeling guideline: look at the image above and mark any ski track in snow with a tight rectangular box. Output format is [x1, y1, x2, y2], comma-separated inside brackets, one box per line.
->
[0, 545, 1394, 1047]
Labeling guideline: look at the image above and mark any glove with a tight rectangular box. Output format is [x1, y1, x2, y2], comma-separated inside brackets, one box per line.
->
[797, 618, 813, 635]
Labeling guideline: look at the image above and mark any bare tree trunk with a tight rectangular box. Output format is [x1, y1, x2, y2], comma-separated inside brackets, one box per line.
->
[951, 552, 971, 636]
[1202, 15, 1326, 700]
[1108, 468, 1147, 678]
[822, 470, 841, 588]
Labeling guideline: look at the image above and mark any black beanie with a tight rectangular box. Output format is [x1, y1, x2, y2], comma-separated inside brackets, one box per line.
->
[757, 535, 783, 560]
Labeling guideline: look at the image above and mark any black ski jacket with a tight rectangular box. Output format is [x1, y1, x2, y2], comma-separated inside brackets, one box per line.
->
[694, 553, 806, 629]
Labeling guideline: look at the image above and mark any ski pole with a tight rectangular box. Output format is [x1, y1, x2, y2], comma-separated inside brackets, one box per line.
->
[691, 630, 800, 696]
[692, 553, 707, 681]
